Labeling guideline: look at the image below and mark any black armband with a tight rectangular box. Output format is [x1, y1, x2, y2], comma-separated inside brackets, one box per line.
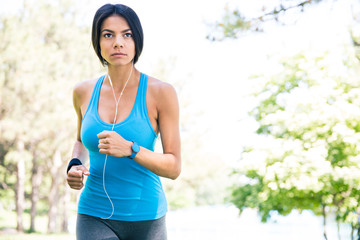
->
[66, 158, 82, 174]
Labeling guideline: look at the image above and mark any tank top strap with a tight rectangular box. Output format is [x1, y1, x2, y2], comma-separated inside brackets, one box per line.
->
[133, 73, 148, 118]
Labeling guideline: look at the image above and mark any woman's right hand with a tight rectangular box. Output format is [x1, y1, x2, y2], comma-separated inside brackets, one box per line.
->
[67, 165, 90, 190]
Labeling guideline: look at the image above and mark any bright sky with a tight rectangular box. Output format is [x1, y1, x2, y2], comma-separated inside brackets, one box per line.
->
[3, 0, 358, 165]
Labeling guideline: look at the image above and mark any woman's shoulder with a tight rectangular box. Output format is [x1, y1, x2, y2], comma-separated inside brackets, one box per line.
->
[146, 75, 176, 96]
[146, 75, 178, 106]
[73, 77, 102, 107]
[73, 77, 100, 97]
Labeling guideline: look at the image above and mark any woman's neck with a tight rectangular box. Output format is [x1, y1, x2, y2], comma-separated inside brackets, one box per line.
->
[106, 63, 135, 90]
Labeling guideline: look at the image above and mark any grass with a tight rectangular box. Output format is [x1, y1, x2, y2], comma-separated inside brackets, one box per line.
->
[0, 233, 75, 240]
[0, 209, 76, 240]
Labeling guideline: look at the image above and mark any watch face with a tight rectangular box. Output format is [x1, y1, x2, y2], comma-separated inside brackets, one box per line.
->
[132, 142, 140, 153]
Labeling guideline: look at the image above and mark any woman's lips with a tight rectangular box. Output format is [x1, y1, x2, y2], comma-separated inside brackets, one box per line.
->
[111, 52, 126, 57]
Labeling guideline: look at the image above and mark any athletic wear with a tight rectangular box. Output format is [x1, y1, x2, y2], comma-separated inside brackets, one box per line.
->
[76, 214, 167, 240]
[79, 73, 167, 221]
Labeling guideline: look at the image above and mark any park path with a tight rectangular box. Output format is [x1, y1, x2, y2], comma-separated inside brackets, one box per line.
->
[167, 205, 351, 240]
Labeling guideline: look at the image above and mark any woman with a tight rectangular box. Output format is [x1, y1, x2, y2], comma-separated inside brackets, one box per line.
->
[66, 3, 181, 240]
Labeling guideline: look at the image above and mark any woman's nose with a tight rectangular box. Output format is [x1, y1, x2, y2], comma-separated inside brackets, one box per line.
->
[113, 35, 124, 48]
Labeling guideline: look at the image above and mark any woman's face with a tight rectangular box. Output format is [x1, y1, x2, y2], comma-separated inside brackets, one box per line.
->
[100, 15, 135, 66]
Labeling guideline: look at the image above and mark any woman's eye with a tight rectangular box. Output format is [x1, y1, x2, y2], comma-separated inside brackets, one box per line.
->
[104, 33, 112, 38]
[124, 33, 132, 38]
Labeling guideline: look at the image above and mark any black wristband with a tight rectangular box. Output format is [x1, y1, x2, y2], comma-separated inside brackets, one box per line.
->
[66, 158, 82, 174]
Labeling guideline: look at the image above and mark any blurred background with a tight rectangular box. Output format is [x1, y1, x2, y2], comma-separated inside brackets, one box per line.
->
[1, 0, 360, 239]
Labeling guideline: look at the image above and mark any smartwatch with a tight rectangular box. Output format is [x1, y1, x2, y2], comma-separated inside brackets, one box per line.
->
[129, 142, 140, 159]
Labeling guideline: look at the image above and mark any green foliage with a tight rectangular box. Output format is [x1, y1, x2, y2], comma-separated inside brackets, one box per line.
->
[206, 7, 251, 41]
[0, 0, 100, 232]
[230, 47, 360, 232]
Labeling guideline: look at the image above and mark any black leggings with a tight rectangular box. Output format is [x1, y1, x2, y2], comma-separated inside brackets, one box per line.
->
[76, 214, 167, 240]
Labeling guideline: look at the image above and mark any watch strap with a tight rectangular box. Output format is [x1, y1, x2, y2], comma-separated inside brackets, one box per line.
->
[129, 142, 139, 159]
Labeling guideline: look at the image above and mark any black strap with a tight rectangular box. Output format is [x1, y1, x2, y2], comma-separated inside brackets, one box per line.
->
[66, 158, 82, 174]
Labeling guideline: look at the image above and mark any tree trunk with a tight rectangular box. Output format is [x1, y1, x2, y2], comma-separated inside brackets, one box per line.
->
[47, 150, 62, 233]
[336, 220, 341, 240]
[15, 140, 25, 232]
[61, 185, 70, 233]
[323, 205, 328, 240]
[29, 150, 43, 233]
[47, 175, 58, 233]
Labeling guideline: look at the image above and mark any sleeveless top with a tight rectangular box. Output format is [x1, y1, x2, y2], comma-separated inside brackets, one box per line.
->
[78, 73, 167, 221]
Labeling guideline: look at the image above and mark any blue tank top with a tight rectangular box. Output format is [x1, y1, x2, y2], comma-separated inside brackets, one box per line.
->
[78, 73, 167, 221]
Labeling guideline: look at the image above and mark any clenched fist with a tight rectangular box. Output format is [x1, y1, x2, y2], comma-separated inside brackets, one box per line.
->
[67, 165, 90, 190]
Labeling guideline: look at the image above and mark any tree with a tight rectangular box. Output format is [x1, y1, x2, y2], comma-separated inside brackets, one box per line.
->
[230, 48, 360, 239]
[207, 0, 360, 239]
[207, 0, 324, 41]
[0, 0, 100, 233]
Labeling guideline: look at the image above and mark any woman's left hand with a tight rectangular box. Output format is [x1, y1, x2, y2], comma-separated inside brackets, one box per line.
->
[97, 130, 132, 157]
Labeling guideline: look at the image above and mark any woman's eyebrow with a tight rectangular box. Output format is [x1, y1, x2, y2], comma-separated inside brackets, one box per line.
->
[101, 29, 114, 33]
[101, 28, 132, 33]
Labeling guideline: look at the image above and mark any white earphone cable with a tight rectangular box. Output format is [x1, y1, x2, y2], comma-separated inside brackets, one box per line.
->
[101, 63, 133, 219]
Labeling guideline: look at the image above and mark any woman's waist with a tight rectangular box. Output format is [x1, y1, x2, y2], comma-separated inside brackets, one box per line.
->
[79, 181, 167, 221]
[85, 165, 163, 196]
[88, 154, 156, 178]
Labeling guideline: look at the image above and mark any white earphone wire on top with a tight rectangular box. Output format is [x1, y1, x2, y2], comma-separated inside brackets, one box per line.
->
[101, 62, 134, 220]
